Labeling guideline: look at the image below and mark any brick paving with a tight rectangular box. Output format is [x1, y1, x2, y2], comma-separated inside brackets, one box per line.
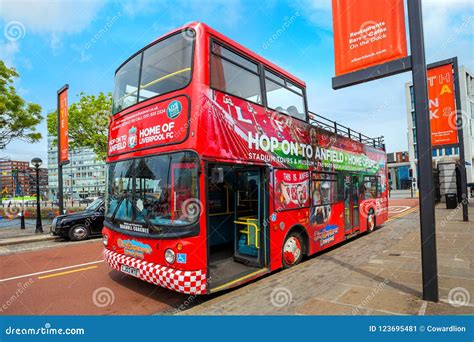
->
[180, 204, 473, 315]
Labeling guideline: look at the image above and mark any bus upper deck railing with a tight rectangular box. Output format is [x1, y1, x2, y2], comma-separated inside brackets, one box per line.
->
[308, 112, 385, 150]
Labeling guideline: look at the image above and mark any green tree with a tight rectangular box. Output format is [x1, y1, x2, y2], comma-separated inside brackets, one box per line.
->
[0, 60, 42, 148]
[47, 92, 111, 160]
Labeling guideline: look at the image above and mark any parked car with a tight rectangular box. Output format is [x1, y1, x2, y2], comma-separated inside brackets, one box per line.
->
[51, 197, 105, 241]
[79, 197, 95, 204]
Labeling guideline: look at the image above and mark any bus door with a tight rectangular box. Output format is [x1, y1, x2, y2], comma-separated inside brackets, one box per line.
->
[234, 168, 266, 268]
[343, 174, 360, 234]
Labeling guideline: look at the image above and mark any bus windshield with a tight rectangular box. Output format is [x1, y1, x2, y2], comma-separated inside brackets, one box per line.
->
[106, 152, 199, 228]
[112, 31, 194, 114]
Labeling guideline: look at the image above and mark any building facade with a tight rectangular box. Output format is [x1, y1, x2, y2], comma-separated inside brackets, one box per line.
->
[406, 65, 474, 189]
[387, 151, 411, 190]
[0, 159, 48, 197]
[47, 136, 106, 200]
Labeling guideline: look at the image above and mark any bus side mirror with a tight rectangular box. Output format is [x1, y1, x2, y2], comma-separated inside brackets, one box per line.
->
[211, 168, 224, 184]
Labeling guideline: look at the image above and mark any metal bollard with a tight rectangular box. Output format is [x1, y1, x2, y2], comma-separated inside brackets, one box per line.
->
[20, 211, 25, 230]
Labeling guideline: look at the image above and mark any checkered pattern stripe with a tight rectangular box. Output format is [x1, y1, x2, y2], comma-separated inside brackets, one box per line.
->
[103, 249, 207, 295]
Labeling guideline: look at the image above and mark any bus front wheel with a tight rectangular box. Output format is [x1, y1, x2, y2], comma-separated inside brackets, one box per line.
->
[282, 232, 303, 268]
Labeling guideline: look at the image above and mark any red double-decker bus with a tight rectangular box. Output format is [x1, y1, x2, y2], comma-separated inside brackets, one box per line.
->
[103, 22, 388, 294]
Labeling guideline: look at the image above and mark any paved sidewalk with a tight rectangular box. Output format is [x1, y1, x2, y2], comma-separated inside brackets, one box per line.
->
[0, 219, 54, 246]
[181, 204, 473, 315]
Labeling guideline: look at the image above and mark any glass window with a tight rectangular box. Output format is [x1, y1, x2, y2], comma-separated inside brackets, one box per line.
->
[112, 31, 194, 114]
[212, 43, 258, 73]
[140, 33, 193, 102]
[106, 160, 134, 220]
[311, 172, 338, 206]
[363, 176, 377, 199]
[112, 54, 141, 114]
[445, 148, 453, 155]
[211, 43, 262, 104]
[432, 149, 437, 157]
[265, 70, 305, 121]
[106, 152, 199, 228]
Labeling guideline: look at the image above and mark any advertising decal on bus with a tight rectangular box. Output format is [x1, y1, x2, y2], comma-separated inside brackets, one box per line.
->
[274, 170, 310, 211]
[202, 91, 386, 173]
[108, 95, 189, 155]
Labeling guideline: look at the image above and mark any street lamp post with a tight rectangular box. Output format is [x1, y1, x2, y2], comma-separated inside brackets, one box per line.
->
[31, 157, 43, 233]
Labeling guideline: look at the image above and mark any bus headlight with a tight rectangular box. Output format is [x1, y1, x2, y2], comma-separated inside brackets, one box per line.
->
[165, 249, 175, 264]
[102, 234, 109, 247]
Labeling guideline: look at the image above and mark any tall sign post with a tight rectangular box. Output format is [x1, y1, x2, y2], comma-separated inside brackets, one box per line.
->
[406, 0, 438, 301]
[57, 84, 69, 215]
[426, 58, 468, 222]
[329, 0, 467, 302]
[452, 57, 469, 222]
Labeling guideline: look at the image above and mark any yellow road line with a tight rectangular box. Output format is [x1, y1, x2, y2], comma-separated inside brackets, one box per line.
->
[210, 268, 268, 293]
[387, 206, 419, 222]
[37, 265, 98, 280]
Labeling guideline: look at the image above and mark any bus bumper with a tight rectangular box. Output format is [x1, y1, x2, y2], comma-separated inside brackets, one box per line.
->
[103, 249, 207, 295]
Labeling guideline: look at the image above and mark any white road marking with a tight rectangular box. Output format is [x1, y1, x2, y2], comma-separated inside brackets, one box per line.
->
[388, 206, 411, 214]
[0, 260, 104, 283]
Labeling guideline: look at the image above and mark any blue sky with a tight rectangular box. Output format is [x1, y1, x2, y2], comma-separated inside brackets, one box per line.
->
[0, 0, 473, 164]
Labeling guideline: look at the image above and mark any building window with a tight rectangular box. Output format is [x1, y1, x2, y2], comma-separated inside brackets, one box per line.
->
[432, 149, 437, 157]
[445, 148, 453, 155]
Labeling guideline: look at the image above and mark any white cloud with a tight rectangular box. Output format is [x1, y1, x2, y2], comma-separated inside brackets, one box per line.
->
[0, 40, 19, 67]
[0, 0, 107, 63]
[0, 0, 107, 34]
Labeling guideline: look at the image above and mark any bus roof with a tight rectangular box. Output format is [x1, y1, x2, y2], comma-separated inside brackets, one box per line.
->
[146, 21, 306, 88]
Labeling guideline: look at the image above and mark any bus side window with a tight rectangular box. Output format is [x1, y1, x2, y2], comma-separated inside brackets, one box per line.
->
[264, 69, 306, 121]
[210, 41, 263, 104]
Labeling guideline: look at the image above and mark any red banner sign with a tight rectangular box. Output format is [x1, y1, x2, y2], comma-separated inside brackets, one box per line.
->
[274, 170, 309, 211]
[58, 87, 69, 164]
[428, 64, 458, 146]
[332, 0, 408, 76]
[108, 96, 190, 156]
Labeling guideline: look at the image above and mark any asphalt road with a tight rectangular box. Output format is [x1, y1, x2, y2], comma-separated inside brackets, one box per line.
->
[0, 198, 419, 315]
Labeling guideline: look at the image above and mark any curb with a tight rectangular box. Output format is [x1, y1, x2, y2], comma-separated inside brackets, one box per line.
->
[0, 235, 57, 247]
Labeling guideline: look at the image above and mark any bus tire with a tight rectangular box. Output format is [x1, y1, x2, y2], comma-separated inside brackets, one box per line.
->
[282, 231, 303, 268]
[367, 210, 376, 233]
[69, 224, 90, 241]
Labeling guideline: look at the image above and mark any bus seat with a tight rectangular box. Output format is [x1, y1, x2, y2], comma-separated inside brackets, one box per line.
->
[287, 105, 299, 117]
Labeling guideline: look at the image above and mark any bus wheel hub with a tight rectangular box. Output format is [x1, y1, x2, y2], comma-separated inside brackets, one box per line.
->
[283, 236, 301, 265]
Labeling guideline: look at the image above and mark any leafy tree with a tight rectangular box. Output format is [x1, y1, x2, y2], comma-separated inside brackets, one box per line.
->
[47, 92, 111, 160]
[0, 60, 42, 148]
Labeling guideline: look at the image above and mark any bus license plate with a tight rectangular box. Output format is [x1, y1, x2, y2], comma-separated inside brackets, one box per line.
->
[121, 265, 139, 277]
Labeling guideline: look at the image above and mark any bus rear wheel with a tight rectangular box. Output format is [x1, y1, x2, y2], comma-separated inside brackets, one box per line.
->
[282, 232, 303, 268]
[367, 211, 376, 232]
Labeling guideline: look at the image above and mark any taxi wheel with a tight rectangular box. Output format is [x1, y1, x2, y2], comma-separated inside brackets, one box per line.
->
[282, 232, 303, 268]
[69, 224, 90, 241]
